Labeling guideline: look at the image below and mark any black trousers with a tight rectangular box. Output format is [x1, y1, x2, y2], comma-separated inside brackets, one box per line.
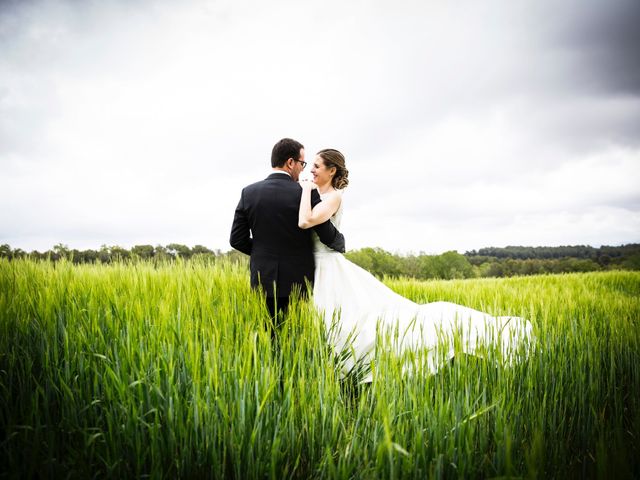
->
[264, 296, 289, 343]
[265, 296, 290, 319]
[264, 287, 310, 341]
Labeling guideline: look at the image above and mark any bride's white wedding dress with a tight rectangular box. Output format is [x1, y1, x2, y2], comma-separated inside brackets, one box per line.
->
[312, 193, 533, 383]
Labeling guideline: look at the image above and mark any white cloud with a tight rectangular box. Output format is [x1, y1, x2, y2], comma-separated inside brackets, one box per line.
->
[1, 0, 638, 253]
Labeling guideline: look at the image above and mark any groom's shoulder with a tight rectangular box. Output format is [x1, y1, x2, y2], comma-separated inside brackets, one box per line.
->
[242, 177, 268, 193]
[243, 175, 299, 193]
[244, 178, 265, 189]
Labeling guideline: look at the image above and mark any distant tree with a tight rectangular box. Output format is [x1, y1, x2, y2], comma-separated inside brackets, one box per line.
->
[222, 249, 249, 265]
[437, 251, 474, 279]
[400, 254, 422, 278]
[153, 245, 172, 261]
[131, 245, 154, 259]
[345, 249, 374, 272]
[85, 249, 99, 263]
[110, 246, 130, 261]
[53, 243, 71, 260]
[485, 262, 505, 277]
[167, 243, 192, 259]
[568, 258, 600, 272]
[42, 248, 58, 261]
[192, 245, 214, 255]
[345, 248, 402, 277]
[369, 248, 403, 277]
[98, 245, 112, 263]
[416, 255, 437, 279]
[417, 252, 463, 279]
[0, 244, 11, 259]
[622, 253, 640, 270]
[70, 249, 85, 264]
[466, 255, 492, 266]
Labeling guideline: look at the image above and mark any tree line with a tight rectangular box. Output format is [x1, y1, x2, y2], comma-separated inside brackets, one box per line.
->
[343, 245, 640, 279]
[465, 244, 640, 261]
[1, 243, 638, 279]
[0, 243, 246, 265]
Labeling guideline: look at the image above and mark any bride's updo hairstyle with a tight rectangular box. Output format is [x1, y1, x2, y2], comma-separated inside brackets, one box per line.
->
[317, 148, 349, 190]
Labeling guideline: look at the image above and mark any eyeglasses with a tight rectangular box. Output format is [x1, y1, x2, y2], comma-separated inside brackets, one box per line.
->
[296, 160, 307, 169]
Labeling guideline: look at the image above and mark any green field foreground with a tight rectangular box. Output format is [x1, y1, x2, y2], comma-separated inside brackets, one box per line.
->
[0, 259, 638, 479]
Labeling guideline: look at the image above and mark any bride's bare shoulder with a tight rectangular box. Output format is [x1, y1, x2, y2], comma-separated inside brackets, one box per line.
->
[323, 189, 343, 207]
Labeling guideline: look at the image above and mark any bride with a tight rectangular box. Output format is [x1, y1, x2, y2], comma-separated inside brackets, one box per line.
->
[298, 149, 533, 383]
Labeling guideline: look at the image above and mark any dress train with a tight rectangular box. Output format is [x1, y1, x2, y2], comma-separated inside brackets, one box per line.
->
[311, 194, 533, 383]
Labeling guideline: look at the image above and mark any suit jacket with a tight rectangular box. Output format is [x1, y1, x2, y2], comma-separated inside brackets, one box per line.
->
[229, 173, 345, 298]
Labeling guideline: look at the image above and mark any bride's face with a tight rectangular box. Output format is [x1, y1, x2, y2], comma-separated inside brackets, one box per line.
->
[311, 155, 336, 186]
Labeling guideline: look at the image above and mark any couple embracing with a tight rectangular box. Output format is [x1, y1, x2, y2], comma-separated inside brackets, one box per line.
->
[229, 137, 346, 320]
[230, 138, 533, 381]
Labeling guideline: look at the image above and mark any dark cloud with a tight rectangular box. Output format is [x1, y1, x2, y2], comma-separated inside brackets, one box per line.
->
[534, 0, 640, 96]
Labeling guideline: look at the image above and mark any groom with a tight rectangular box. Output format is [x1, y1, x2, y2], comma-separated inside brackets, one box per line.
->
[229, 138, 345, 321]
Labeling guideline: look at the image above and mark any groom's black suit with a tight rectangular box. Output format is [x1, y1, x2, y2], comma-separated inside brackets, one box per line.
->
[230, 172, 345, 314]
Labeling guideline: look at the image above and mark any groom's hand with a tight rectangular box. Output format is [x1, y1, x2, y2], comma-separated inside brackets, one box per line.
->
[327, 230, 346, 253]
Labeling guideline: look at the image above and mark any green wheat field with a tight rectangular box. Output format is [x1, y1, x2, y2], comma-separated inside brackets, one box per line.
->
[1, 258, 638, 479]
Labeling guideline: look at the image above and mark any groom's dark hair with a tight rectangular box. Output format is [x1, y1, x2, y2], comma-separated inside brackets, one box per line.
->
[271, 138, 304, 168]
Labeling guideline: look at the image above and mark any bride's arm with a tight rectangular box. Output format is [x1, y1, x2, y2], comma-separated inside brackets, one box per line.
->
[298, 183, 341, 229]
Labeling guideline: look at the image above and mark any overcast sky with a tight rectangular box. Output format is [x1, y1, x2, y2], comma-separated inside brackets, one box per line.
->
[1, 0, 639, 254]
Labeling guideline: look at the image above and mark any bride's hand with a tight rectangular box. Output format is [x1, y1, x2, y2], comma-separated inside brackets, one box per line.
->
[299, 179, 318, 191]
